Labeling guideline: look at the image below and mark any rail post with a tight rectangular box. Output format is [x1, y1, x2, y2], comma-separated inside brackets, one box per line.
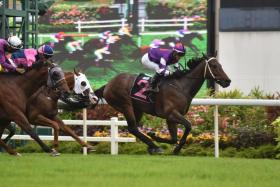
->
[77, 20, 81, 33]
[83, 108, 87, 155]
[183, 16, 188, 30]
[110, 117, 119, 155]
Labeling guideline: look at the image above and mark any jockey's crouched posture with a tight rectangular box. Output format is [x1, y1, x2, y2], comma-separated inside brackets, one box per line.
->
[0, 36, 23, 72]
[7, 44, 54, 74]
[141, 43, 186, 92]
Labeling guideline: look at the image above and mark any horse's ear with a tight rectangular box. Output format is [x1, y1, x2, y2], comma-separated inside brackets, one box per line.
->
[202, 52, 207, 58]
[214, 50, 218, 57]
[74, 67, 81, 76]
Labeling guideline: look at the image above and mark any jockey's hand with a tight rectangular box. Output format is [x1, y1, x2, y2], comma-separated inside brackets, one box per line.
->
[16, 68, 25, 74]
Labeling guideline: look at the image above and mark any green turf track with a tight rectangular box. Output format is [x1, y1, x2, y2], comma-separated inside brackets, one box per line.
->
[0, 154, 279, 187]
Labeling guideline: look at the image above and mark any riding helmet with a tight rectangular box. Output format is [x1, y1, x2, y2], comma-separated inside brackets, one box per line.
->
[173, 43, 186, 55]
[7, 36, 23, 49]
[38, 44, 54, 57]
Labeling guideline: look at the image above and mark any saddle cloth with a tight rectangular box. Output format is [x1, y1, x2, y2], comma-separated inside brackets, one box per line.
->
[130, 73, 154, 103]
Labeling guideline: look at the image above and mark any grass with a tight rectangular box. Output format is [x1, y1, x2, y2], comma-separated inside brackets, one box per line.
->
[0, 153, 279, 187]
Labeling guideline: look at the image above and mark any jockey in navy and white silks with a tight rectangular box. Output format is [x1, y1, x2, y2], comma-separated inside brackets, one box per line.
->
[9, 44, 54, 74]
[141, 43, 186, 92]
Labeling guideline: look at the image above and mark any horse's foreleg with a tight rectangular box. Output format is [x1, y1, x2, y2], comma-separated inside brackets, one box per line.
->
[148, 120, 178, 144]
[53, 117, 90, 148]
[32, 115, 60, 149]
[168, 110, 192, 155]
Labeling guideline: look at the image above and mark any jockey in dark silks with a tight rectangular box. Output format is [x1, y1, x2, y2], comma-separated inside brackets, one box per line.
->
[141, 43, 186, 92]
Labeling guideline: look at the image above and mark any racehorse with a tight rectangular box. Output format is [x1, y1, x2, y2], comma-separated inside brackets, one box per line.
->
[0, 62, 70, 156]
[25, 69, 98, 151]
[94, 54, 231, 154]
[162, 32, 204, 55]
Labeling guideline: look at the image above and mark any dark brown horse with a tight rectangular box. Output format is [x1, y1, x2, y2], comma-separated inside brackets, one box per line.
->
[0, 62, 70, 156]
[26, 70, 98, 152]
[94, 55, 231, 154]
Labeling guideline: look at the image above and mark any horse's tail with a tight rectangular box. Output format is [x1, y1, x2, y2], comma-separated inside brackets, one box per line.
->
[94, 85, 106, 99]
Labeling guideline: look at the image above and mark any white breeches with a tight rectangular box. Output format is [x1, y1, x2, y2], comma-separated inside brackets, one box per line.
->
[141, 53, 170, 76]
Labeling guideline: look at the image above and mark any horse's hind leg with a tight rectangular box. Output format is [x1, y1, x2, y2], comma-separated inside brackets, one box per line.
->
[124, 106, 162, 154]
[32, 115, 60, 149]
[3, 123, 16, 144]
[53, 117, 92, 149]
[0, 123, 17, 155]
[0, 139, 19, 155]
[148, 120, 178, 144]
[168, 110, 192, 155]
[13, 112, 55, 154]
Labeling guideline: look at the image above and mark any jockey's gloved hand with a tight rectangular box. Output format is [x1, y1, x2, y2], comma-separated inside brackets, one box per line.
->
[16, 68, 25, 74]
[164, 70, 171, 76]
[174, 64, 180, 71]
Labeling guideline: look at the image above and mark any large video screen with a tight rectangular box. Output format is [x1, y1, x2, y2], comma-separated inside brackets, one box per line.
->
[38, 0, 207, 95]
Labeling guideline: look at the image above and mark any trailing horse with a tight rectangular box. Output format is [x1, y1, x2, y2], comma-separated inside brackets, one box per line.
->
[26, 69, 98, 152]
[0, 62, 70, 156]
[94, 54, 231, 154]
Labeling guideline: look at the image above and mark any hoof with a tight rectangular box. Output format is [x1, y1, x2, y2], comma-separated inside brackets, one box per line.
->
[87, 146, 96, 152]
[173, 146, 181, 155]
[147, 147, 164, 155]
[50, 149, 61, 156]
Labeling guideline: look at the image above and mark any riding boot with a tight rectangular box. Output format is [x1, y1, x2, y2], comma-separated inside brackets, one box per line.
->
[146, 73, 162, 92]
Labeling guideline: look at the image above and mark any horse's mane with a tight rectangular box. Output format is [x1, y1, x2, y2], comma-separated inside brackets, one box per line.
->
[166, 56, 206, 79]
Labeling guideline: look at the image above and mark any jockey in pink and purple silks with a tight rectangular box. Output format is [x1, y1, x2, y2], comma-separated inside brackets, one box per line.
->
[0, 36, 23, 73]
[141, 43, 186, 92]
[10, 44, 54, 74]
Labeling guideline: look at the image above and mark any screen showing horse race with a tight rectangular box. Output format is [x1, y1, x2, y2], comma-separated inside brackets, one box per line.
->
[38, 0, 207, 95]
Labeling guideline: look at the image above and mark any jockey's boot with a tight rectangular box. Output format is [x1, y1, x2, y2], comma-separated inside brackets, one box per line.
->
[146, 73, 162, 92]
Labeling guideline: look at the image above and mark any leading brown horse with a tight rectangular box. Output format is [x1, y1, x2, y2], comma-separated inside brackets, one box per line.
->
[94, 54, 231, 154]
[0, 62, 70, 156]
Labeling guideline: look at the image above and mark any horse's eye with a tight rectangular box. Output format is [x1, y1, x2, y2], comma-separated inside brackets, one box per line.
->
[81, 81, 87, 87]
[212, 64, 217, 68]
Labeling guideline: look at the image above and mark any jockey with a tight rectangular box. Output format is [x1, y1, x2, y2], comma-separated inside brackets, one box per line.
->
[118, 26, 132, 37]
[94, 45, 110, 63]
[0, 36, 23, 72]
[141, 43, 186, 92]
[66, 40, 83, 54]
[149, 39, 165, 49]
[10, 44, 54, 74]
[98, 30, 112, 43]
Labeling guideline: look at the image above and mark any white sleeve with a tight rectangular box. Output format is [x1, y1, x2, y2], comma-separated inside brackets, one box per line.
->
[160, 58, 167, 67]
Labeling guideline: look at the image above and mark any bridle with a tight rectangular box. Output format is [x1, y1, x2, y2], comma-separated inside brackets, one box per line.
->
[203, 57, 216, 79]
[47, 65, 66, 91]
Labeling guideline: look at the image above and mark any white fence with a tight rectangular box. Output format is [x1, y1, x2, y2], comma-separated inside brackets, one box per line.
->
[74, 17, 204, 33]
[75, 18, 128, 33]
[4, 99, 279, 157]
[2, 113, 135, 155]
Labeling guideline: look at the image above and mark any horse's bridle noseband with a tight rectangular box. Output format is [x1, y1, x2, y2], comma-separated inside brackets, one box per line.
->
[203, 57, 216, 80]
